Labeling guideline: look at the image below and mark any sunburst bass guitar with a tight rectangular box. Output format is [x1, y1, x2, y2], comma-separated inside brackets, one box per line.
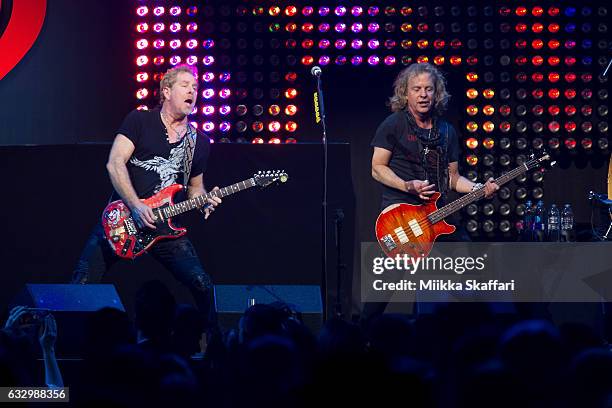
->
[375, 154, 551, 258]
[102, 170, 288, 259]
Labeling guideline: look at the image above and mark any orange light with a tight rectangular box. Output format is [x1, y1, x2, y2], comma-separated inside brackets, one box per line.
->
[548, 56, 560, 66]
[483, 89, 495, 99]
[285, 121, 297, 132]
[466, 138, 479, 149]
[417, 39, 429, 49]
[400, 23, 413, 32]
[284, 6, 297, 16]
[269, 105, 281, 115]
[252, 138, 264, 144]
[532, 22, 544, 33]
[548, 23, 560, 33]
[548, 88, 560, 99]
[449, 56, 462, 66]
[285, 88, 298, 99]
[301, 56, 314, 65]
[285, 105, 297, 115]
[483, 105, 495, 115]
[466, 72, 478, 82]
[483, 121, 495, 133]
[268, 6, 280, 16]
[548, 39, 560, 49]
[416, 55, 429, 63]
[268, 137, 281, 144]
[401, 39, 413, 49]
[466, 89, 478, 99]
[285, 23, 297, 32]
[532, 39, 544, 49]
[466, 155, 479, 166]
[483, 138, 495, 149]
[433, 55, 445, 65]
[466, 105, 479, 116]
[466, 122, 478, 132]
[515, 6, 527, 16]
[532, 6, 544, 16]
[532, 55, 544, 66]
[268, 121, 281, 132]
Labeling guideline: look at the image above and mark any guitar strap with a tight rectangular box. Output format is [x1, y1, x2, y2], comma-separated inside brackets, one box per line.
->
[182, 123, 198, 186]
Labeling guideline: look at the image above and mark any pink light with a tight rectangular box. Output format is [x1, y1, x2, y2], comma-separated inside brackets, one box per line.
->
[136, 6, 148, 17]
[186, 55, 198, 65]
[153, 6, 164, 16]
[219, 105, 231, 115]
[319, 39, 330, 49]
[302, 6, 314, 16]
[203, 122, 215, 132]
[368, 23, 380, 33]
[219, 122, 231, 132]
[136, 88, 149, 99]
[351, 39, 363, 49]
[384, 56, 396, 65]
[190, 121, 197, 128]
[351, 56, 363, 65]
[169, 6, 181, 16]
[335, 6, 347, 16]
[352, 6, 363, 16]
[170, 40, 181, 49]
[136, 39, 148, 50]
[186, 39, 198, 49]
[351, 23, 364, 33]
[202, 72, 215, 82]
[136, 55, 149, 66]
[202, 105, 215, 115]
[219, 72, 231, 82]
[153, 23, 165, 33]
[368, 6, 380, 16]
[186, 23, 198, 33]
[202, 89, 215, 99]
[137, 105, 148, 111]
[202, 39, 215, 49]
[153, 39, 164, 49]
[318, 23, 330, 33]
[319, 55, 331, 65]
[219, 89, 231, 99]
[368, 39, 380, 49]
[136, 23, 149, 33]
[368, 55, 380, 65]
[335, 39, 347, 49]
[202, 56, 215, 66]
[169, 56, 181, 65]
[170, 23, 181, 33]
[334, 23, 347, 33]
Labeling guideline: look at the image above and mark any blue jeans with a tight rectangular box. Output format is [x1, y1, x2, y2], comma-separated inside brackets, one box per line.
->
[72, 223, 216, 329]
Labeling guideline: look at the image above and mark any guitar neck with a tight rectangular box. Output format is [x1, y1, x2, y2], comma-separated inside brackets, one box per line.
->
[429, 163, 530, 224]
[162, 178, 257, 218]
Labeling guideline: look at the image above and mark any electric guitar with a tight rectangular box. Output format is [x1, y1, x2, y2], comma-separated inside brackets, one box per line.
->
[375, 154, 551, 258]
[102, 170, 288, 259]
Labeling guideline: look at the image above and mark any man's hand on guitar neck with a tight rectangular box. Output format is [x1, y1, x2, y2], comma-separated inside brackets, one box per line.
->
[200, 187, 222, 220]
[405, 179, 436, 200]
[130, 201, 157, 229]
[483, 178, 500, 198]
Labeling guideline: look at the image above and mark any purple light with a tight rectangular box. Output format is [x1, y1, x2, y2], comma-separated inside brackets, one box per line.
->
[368, 55, 380, 65]
[136, 6, 148, 16]
[202, 56, 215, 66]
[202, 89, 215, 99]
[319, 39, 330, 49]
[219, 105, 231, 115]
[186, 6, 198, 16]
[191, 106, 197, 115]
[153, 6, 164, 16]
[186, 39, 198, 49]
[319, 55, 331, 65]
[318, 23, 330, 33]
[169, 39, 181, 49]
[368, 39, 380, 49]
[153, 23, 165, 33]
[202, 39, 215, 49]
[219, 72, 231, 82]
[335, 39, 347, 49]
[368, 23, 380, 33]
[202, 72, 215, 82]
[368, 6, 380, 16]
[169, 56, 181, 65]
[335, 6, 347, 16]
[203, 122, 215, 132]
[384, 39, 397, 49]
[186, 55, 198, 65]
[335, 55, 347, 65]
[186, 23, 198, 33]
[302, 6, 314, 16]
[384, 55, 396, 65]
[170, 23, 181, 33]
[352, 6, 363, 16]
[351, 56, 363, 66]
[351, 23, 364, 33]
[319, 6, 330, 16]
[136, 39, 148, 50]
[219, 122, 231, 132]
[219, 88, 231, 99]
[169, 6, 181, 16]
[334, 23, 347, 33]
[351, 39, 363, 49]
[202, 105, 215, 115]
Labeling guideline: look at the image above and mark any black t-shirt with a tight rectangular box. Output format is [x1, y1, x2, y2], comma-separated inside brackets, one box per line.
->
[114, 108, 210, 200]
[371, 111, 459, 209]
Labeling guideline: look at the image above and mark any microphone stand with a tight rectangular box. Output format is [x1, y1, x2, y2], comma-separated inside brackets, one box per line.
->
[313, 69, 330, 320]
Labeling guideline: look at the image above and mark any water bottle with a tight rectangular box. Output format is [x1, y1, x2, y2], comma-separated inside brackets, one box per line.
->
[534, 200, 547, 241]
[548, 204, 560, 242]
[561, 204, 575, 242]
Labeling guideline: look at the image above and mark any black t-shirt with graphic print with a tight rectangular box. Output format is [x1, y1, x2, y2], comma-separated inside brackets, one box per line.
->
[113, 108, 210, 201]
[371, 111, 459, 210]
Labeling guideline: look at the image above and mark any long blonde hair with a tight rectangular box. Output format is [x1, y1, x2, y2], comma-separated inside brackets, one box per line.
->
[388, 63, 450, 115]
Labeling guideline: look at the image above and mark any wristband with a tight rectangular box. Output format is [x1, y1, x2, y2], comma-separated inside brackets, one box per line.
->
[471, 182, 484, 192]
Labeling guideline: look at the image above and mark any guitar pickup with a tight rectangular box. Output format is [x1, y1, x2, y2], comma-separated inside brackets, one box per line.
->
[381, 234, 397, 251]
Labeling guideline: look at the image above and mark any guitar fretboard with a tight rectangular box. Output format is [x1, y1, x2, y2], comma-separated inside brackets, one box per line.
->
[161, 178, 256, 218]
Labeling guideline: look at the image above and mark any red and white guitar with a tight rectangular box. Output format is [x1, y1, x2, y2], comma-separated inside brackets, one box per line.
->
[375, 154, 551, 258]
[102, 170, 288, 259]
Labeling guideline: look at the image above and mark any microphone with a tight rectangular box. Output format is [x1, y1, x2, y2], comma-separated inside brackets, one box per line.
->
[311, 66, 322, 77]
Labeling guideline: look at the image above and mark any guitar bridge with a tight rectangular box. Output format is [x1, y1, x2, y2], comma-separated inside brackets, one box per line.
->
[381, 234, 397, 251]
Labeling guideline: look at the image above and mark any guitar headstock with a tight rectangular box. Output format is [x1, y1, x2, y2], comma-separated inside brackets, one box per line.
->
[526, 151, 554, 170]
[254, 170, 289, 187]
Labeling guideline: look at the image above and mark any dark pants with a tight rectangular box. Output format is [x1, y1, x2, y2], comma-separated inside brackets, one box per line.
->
[72, 223, 216, 330]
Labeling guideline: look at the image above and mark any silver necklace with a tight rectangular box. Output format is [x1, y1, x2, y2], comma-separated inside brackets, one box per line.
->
[160, 111, 187, 143]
